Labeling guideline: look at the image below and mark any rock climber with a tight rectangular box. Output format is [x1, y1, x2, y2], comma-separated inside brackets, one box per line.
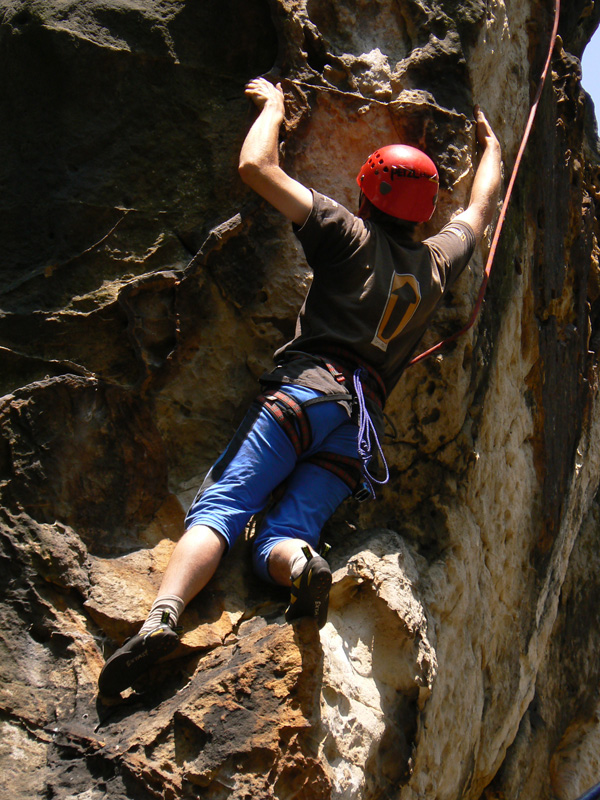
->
[98, 77, 502, 696]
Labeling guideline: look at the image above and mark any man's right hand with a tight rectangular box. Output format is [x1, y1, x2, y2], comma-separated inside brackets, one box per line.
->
[239, 76, 313, 226]
[245, 77, 285, 122]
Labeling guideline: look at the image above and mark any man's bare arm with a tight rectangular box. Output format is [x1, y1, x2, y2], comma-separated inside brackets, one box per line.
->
[453, 107, 502, 243]
[238, 78, 313, 227]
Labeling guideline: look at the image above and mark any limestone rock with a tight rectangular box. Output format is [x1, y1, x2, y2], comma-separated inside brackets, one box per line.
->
[1, 1, 600, 799]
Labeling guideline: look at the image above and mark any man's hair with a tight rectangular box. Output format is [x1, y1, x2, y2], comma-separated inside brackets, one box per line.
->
[359, 195, 417, 238]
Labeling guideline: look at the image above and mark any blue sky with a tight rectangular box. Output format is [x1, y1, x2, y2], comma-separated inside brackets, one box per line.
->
[582, 25, 600, 118]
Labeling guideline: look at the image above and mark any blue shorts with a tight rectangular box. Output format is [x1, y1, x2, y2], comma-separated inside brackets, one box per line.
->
[185, 384, 359, 583]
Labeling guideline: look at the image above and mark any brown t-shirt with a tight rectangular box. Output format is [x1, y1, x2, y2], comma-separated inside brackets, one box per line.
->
[262, 191, 476, 422]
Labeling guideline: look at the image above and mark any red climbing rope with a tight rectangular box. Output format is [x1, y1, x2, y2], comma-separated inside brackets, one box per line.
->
[408, 0, 562, 367]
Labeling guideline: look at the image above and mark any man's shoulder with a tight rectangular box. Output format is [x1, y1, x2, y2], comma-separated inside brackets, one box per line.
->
[295, 190, 368, 250]
[311, 191, 361, 224]
[420, 218, 477, 287]
[425, 219, 476, 248]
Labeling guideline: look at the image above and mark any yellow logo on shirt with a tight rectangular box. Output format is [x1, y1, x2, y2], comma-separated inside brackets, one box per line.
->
[372, 273, 421, 351]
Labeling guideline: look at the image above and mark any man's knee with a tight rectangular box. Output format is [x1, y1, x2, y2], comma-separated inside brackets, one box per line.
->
[252, 534, 277, 584]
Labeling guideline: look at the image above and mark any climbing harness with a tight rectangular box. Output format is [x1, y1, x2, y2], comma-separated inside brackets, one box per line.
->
[280, 347, 388, 410]
[255, 390, 312, 457]
[255, 387, 368, 497]
[408, 0, 562, 367]
[258, 349, 389, 499]
[305, 451, 366, 497]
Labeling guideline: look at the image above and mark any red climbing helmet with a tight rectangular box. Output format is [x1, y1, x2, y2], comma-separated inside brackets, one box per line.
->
[356, 144, 439, 222]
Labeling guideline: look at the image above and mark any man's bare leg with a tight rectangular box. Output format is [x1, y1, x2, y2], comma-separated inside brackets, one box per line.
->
[158, 524, 228, 605]
[133, 524, 227, 637]
[98, 525, 227, 695]
[267, 538, 316, 586]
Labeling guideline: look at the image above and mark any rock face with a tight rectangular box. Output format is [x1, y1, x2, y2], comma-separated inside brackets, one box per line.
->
[1, 1, 599, 798]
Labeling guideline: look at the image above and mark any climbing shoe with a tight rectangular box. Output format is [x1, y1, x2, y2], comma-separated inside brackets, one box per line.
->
[285, 547, 332, 629]
[98, 620, 180, 697]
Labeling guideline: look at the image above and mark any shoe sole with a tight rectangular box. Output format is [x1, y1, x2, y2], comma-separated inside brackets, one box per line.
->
[286, 556, 332, 629]
[310, 565, 332, 629]
[98, 627, 179, 696]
